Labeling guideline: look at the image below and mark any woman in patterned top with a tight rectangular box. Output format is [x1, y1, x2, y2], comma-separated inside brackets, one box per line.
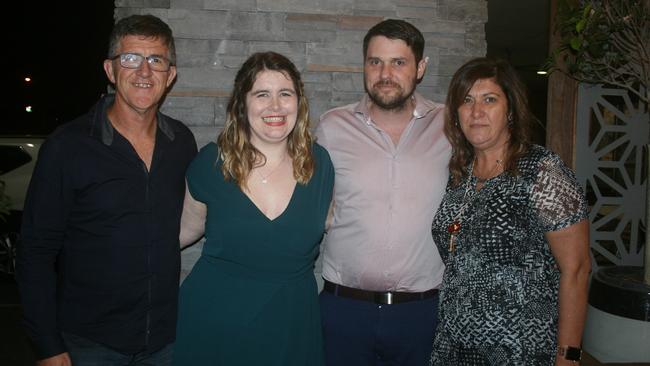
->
[430, 57, 591, 365]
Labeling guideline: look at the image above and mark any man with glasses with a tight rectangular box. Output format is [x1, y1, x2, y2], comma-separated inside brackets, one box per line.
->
[16, 14, 197, 366]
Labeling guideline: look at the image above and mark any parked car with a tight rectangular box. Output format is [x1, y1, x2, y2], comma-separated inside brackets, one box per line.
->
[0, 136, 44, 274]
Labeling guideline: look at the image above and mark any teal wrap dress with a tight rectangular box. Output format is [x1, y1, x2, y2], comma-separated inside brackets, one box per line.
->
[172, 142, 334, 366]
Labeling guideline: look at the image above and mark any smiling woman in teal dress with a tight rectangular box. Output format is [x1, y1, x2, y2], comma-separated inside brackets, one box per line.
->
[172, 52, 334, 366]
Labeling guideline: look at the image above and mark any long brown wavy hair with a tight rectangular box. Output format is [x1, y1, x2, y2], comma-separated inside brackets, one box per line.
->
[445, 57, 533, 186]
[217, 52, 314, 189]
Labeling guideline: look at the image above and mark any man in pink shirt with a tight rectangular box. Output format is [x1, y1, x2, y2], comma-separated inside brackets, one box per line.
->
[315, 19, 451, 366]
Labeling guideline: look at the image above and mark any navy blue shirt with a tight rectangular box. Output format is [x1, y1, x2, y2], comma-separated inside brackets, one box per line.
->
[16, 95, 197, 358]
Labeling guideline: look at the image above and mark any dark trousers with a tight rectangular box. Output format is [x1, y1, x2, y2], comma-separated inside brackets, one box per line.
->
[319, 290, 438, 366]
[61, 332, 173, 366]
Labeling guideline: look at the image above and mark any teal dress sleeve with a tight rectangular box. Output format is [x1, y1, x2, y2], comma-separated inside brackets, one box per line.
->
[186, 142, 220, 203]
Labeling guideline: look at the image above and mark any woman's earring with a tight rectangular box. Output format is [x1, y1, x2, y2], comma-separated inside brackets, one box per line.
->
[507, 113, 513, 126]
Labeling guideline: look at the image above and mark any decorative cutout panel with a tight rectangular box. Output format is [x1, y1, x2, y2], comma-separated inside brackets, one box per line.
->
[575, 84, 650, 270]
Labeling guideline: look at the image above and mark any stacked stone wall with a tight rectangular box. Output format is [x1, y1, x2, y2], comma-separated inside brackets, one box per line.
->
[114, 0, 487, 277]
[115, 0, 486, 148]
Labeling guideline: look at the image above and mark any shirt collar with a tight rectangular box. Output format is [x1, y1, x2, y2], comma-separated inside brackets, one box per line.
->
[89, 94, 176, 146]
[354, 91, 435, 122]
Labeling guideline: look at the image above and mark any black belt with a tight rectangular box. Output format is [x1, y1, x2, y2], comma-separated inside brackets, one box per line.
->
[323, 280, 438, 305]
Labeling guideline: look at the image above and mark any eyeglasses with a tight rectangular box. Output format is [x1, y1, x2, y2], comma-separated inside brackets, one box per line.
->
[110, 53, 173, 72]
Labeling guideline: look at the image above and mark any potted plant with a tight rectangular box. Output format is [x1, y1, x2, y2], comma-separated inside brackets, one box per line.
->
[552, 0, 649, 104]
[549, 0, 650, 362]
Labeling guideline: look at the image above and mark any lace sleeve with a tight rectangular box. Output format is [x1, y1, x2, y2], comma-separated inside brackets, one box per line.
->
[530, 155, 588, 232]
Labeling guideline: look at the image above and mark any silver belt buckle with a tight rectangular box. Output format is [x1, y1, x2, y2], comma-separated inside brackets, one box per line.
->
[376, 292, 394, 305]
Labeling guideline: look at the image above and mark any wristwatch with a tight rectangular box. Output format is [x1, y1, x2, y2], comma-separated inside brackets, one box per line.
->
[558, 346, 582, 362]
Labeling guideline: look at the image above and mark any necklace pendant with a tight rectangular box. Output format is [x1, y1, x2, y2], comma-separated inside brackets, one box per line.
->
[447, 221, 461, 252]
[448, 234, 457, 252]
[447, 221, 461, 234]
[261, 178, 268, 184]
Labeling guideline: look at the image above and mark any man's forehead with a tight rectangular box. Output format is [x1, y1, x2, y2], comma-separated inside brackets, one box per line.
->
[118, 35, 168, 52]
[119, 35, 165, 46]
[366, 36, 415, 59]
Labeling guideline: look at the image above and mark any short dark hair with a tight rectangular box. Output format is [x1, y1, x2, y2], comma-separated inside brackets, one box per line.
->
[362, 19, 424, 63]
[445, 57, 533, 186]
[108, 14, 176, 65]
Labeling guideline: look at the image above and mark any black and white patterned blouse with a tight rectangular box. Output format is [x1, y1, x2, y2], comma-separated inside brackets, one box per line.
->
[430, 145, 588, 365]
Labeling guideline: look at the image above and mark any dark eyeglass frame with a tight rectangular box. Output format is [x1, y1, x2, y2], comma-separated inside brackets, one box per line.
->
[109, 52, 174, 72]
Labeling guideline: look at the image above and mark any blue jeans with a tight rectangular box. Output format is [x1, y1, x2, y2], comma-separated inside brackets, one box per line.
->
[61, 332, 173, 366]
[320, 290, 438, 366]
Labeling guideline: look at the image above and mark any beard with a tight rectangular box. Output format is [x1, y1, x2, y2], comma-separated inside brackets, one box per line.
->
[365, 78, 417, 111]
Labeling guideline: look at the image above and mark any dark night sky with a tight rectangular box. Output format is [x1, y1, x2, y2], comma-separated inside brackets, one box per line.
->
[1, 3, 115, 135]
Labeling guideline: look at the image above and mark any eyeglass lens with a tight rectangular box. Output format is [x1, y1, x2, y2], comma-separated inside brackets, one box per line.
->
[120, 53, 170, 71]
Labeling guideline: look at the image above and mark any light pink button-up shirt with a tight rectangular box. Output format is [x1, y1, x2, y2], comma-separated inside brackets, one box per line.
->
[315, 92, 451, 292]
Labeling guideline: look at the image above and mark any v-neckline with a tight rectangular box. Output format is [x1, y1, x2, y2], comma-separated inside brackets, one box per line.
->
[240, 181, 299, 222]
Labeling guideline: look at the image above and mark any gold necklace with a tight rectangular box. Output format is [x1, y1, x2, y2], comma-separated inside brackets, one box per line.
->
[474, 158, 503, 183]
[447, 157, 503, 252]
[256, 154, 288, 184]
[447, 161, 474, 252]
